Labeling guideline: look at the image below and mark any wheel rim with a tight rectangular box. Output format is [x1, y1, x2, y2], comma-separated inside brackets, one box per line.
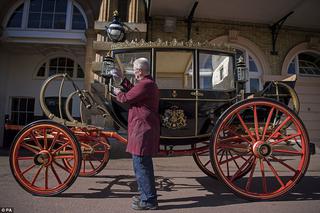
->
[63, 137, 110, 176]
[11, 124, 80, 195]
[211, 99, 309, 200]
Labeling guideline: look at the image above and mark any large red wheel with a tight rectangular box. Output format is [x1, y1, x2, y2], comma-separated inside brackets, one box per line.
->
[63, 137, 110, 177]
[9, 120, 81, 196]
[210, 98, 310, 200]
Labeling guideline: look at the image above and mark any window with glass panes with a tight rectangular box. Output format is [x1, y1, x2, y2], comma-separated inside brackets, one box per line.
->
[6, 0, 87, 30]
[35, 57, 84, 79]
[10, 97, 35, 125]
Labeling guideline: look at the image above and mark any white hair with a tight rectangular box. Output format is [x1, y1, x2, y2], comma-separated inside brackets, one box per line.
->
[133, 58, 150, 74]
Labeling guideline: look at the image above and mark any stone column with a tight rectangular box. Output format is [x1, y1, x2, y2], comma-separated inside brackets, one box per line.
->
[84, 29, 97, 91]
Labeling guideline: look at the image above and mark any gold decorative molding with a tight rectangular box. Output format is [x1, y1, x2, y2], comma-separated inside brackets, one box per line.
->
[110, 38, 236, 52]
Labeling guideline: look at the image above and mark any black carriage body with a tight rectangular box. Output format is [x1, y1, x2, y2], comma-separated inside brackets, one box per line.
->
[106, 44, 239, 146]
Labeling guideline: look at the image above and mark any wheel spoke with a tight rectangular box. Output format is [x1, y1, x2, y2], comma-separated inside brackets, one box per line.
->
[89, 160, 96, 170]
[228, 151, 240, 170]
[224, 126, 251, 144]
[54, 155, 75, 159]
[272, 149, 303, 155]
[21, 164, 37, 175]
[49, 132, 61, 151]
[271, 133, 301, 145]
[229, 154, 253, 182]
[53, 159, 71, 173]
[43, 128, 48, 150]
[266, 116, 291, 142]
[31, 165, 44, 186]
[20, 143, 39, 154]
[30, 131, 43, 150]
[270, 155, 297, 173]
[220, 151, 250, 165]
[260, 158, 267, 193]
[265, 159, 285, 187]
[45, 167, 49, 189]
[254, 105, 260, 141]
[237, 113, 255, 142]
[50, 164, 62, 184]
[217, 143, 249, 150]
[52, 141, 71, 155]
[262, 107, 275, 140]
[17, 156, 34, 160]
[245, 157, 257, 191]
[83, 159, 86, 173]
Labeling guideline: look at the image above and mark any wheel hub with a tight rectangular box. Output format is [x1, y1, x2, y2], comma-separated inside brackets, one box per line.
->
[252, 141, 272, 158]
[34, 150, 53, 166]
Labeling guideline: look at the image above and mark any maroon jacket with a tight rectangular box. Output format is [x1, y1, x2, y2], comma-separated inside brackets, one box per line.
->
[116, 75, 160, 156]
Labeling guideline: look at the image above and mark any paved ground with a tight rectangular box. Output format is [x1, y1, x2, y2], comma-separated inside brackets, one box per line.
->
[1, 143, 320, 213]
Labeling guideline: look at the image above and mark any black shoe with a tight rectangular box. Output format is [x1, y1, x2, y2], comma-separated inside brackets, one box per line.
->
[131, 201, 158, 210]
[132, 195, 140, 205]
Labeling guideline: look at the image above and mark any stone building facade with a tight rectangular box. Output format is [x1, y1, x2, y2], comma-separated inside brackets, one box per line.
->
[0, 0, 320, 147]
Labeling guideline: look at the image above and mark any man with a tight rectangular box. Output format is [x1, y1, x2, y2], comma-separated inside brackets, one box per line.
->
[113, 58, 160, 210]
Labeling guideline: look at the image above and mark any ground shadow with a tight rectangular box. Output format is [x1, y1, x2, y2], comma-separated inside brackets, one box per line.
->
[57, 174, 320, 209]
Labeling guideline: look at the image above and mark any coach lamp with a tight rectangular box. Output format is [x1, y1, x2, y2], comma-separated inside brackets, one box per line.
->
[105, 10, 125, 43]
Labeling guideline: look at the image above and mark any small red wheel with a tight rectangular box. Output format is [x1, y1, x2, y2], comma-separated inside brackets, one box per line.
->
[192, 141, 217, 179]
[210, 98, 310, 200]
[9, 120, 81, 196]
[63, 137, 110, 177]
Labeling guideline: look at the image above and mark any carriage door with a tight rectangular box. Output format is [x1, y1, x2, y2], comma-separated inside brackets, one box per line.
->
[197, 51, 236, 136]
[155, 50, 197, 138]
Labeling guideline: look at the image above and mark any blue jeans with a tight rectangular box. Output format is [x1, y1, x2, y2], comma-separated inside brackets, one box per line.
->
[132, 155, 157, 204]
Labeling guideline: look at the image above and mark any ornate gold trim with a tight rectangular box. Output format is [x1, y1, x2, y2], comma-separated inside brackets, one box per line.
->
[111, 38, 236, 52]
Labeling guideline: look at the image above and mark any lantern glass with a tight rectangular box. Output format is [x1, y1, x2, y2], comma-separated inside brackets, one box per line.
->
[101, 56, 115, 77]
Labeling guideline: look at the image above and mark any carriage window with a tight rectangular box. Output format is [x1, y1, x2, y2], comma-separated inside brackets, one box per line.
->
[199, 52, 235, 90]
[155, 51, 194, 89]
[114, 51, 151, 84]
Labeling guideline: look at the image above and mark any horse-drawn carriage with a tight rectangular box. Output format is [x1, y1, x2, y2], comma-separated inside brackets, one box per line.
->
[9, 39, 310, 201]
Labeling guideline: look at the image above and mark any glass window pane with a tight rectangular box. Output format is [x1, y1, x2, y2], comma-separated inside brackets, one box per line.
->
[249, 55, 258, 72]
[18, 112, 26, 125]
[288, 59, 296, 74]
[26, 113, 34, 123]
[11, 98, 19, 111]
[7, 4, 24, 28]
[55, 0, 67, 12]
[66, 58, 74, 67]
[77, 65, 84, 78]
[27, 99, 35, 111]
[58, 57, 66, 66]
[66, 68, 73, 77]
[41, 13, 53, 28]
[49, 67, 57, 76]
[50, 58, 58, 66]
[19, 98, 27, 111]
[11, 112, 18, 124]
[199, 52, 235, 90]
[154, 51, 193, 89]
[250, 78, 260, 93]
[37, 63, 46, 76]
[72, 6, 86, 30]
[54, 14, 66, 29]
[114, 51, 151, 84]
[28, 13, 41, 28]
[30, 0, 42, 12]
[42, 0, 55, 12]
